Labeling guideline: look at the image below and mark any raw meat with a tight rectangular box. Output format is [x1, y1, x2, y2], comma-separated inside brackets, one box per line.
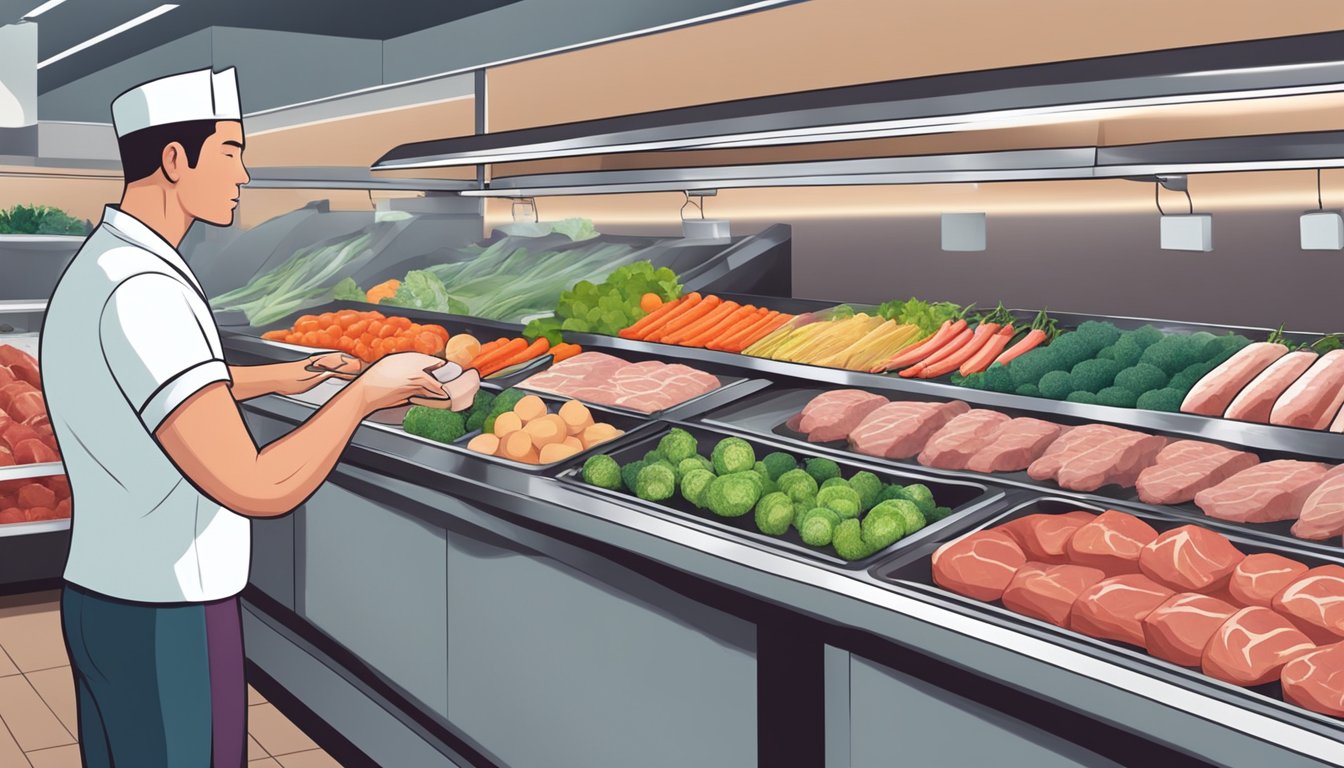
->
[1138, 524, 1245, 593]
[1273, 565, 1344, 644]
[1026, 424, 1166, 492]
[1202, 607, 1315, 686]
[795, 389, 888, 443]
[1293, 465, 1344, 540]
[1224, 350, 1318, 423]
[1281, 641, 1344, 718]
[0, 381, 34, 413]
[1069, 574, 1174, 648]
[931, 530, 1026, 602]
[917, 409, 1012, 470]
[1, 421, 39, 452]
[0, 447, 10, 467]
[1065, 510, 1160, 575]
[848, 400, 970, 460]
[964, 419, 1064, 473]
[13, 439, 57, 464]
[1228, 553, 1310, 608]
[7, 389, 45, 423]
[518, 353, 719, 414]
[0, 366, 12, 387]
[1194, 460, 1330, 524]
[0, 345, 35, 369]
[1134, 440, 1259, 506]
[1002, 562, 1106, 627]
[8, 360, 38, 388]
[1181, 342, 1288, 417]
[1270, 350, 1344, 429]
[1143, 592, 1239, 667]
[999, 511, 1096, 564]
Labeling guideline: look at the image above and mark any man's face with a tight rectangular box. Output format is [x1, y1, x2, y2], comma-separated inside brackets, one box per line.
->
[175, 120, 249, 226]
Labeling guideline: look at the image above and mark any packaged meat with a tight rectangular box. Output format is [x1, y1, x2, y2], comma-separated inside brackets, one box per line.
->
[1270, 350, 1344, 429]
[917, 409, 1011, 470]
[1194, 460, 1330, 524]
[1065, 510, 1160, 575]
[931, 530, 1026, 602]
[518, 352, 720, 414]
[1272, 565, 1344, 644]
[848, 400, 970, 460]
[796, 389, 888, 443]
[1068, 574, 1174, 648]
[1293, 465, 1344, 540]
[1027, 424, 1166, 492]
[1138, 525, 1245, 593]
[1181, 342, 1288, 417]
[1002, 562, 1106, 627]
[1134, 440, 1259, 506]
[1227, 553, 1310, 608]
[1281, 641, 1344, 718]
[1224, 350, 1318, 424]
[999, 511, 1096, 564]
[1143, 592, 1239, 667]
[1202, 607, 1315, 686]
[964, 418, 1064, 473]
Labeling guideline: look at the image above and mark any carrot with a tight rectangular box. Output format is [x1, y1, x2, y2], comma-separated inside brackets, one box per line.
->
[551, 343, 583, 363]
[647, 296, 722, 342]
[470, 338, 527, 371]
[665, 301, 740, 345]
[899, 327, 974, 378]
[687, 305, 761, 348]
[633, 293, 702, 340]
[921, 324, 1000, 378]
[877, 319, 964, 372]
[994, 309, 1058, 366]
[960, 324, 1016, 376]
[480, 337, 550, 377]
[621, 295, 685, 339]
[723, 312, 788, 353]
[709, 310, 772, 351]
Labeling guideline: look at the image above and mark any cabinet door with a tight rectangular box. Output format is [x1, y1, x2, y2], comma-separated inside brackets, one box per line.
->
[446, 515, 757, 768]
[249, 513, 294, 609]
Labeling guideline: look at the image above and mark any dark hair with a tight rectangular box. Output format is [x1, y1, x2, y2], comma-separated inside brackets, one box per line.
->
[116, 120, 220, 182]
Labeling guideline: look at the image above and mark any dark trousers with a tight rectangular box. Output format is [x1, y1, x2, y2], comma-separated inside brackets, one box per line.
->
[60, 583, 246, 768]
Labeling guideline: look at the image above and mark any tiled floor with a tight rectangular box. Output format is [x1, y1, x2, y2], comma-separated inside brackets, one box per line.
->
[0, 590, 343, 767]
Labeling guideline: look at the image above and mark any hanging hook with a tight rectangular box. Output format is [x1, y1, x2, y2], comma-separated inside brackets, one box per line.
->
[511, 196, 538, 223]
[1154, 181, 1166, 216]
[680, 191, 705, 221]
[1184, 187, 1194, 216]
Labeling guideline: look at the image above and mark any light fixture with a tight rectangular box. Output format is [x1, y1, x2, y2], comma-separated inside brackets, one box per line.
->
[1156, 176, 1212, 252]
[21, 0, 68, 19]
[942, 212, 986, 252]
[1301, 169, 1344, 250]
[680, 190, 730, 241]
[37, 4, 178, 69]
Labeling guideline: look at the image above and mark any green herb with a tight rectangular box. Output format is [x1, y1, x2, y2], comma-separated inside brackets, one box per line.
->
[876, 297, 964, 335]
[379, 270, 469, 315]
[0, 204, 87, 235]
[523, 260, 682, 341]
[210, 231, 377, 326]
[331, 278, 364, 301]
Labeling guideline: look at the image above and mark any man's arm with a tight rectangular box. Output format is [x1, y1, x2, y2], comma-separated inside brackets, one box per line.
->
[228, 352, 361, 401]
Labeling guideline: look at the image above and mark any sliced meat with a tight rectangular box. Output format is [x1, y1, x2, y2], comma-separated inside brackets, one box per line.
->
[16, 482, 55, 509]
[8, 360, 39, 389]
[1138, 524, 1245, 593]
[7, 390, 45, 424]
[1002, 562, 1106, 627]
[1027, 424, 1166, 492]
[965, 419, 1064, 473]
[1270, 350, 1344, 429]
[998, 511, 1096, 564]
[1273, 565, 1344, 644]
[0, 366, 13, 387]
[519, 353, 718, 414]
[849, 400, 970, 460]
[1282, 641, 1344, 718]
[13, 439, 58, 464]
[1, 421, 39, 452]
[1225, 350, 1318, 424]
[1293, 465, 1344, 541]
[1202, 606, 1315, 686]
[797, 389, 889, 443]
[0, 345, 36, 369]
[1194, 460, 1330, 524]
[931, 530, 1026, 602]
[1065, 510, 1160, 575]
[1134, 440, 1259, 506]
[1143, 592, 1239, 667]
[0, 447, 11, 467]
[917, 409, 1011, 470]
[1181, 342, 1288, 417]
[1069, 574, 1174, 648]
[0, 381, 34, 413]
[1228, 553, 1310, 608]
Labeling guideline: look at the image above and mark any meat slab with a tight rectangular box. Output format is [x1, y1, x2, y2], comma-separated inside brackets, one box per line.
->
[1002, 562, 1106, 627]
[1134, 440, 1259, 506]
[1027, 424, 1166, 492]
[964, 419, 1064, 474]
[1292, 466, 1344, 541]
[1270, 350, 1344, 429]
[1272, 565, 1344, 645]
[795, 389, 888, 443]
[1224, 350, 1318, 424]
[1194, 460, 1330, 524]
[1000, 511, 1096, 564]
[518, 352, 719, 414]
[1202, 606, 1315, 686]
[1227, 553, 1310, 608]
[849, 400, 970, 460]
[1069, 574, 1174, 648]
[1180, 342, 1287, 417]
[1282, 641, 1344, 718]
[1143, 592, 1239, 667]
[917, 409, 1011, 470]
[1138, 524, 1245, 593]
[1065, 510, 1160, 575]
[931, 530, 1026, 602]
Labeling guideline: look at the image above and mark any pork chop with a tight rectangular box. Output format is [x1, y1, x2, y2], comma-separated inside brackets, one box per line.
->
[1143, 592, 1239, 667]
[1134, 440, 1259, 506]
[1194, 460, 1330, 524]
[917, 409, 1011, 470]
[1202, 607, 1315, 686]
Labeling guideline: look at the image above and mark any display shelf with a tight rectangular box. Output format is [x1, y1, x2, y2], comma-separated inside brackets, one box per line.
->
[0, 462, 65, 483]
[0, 518, 69, 538]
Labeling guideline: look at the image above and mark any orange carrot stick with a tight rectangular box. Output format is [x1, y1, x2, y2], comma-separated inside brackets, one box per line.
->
[664, 301, 740, 345]
[620, 295, 685, 339]
[480, 337, 550, 377]
[551, 343, 582, 363]
[708, 308, 771, 348]
[683, 305, 760, 348]
[647, 296, 721, 342]
[629, 293, 700, 339]
[720, 312, 785, 352]
[471, 337, 527, 370]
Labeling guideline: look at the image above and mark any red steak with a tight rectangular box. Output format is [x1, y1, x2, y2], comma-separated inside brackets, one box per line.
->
[1134, 440, 1259, 506]
[918, 409, 1011, 470]
[849, 400, 970, 460]
[0, 366, 13, 387]
[9, 360, 39, 389]
[1228, 553, 1310, 608]
[1069, 574, 1174, 648]
[1002, 562, 1106, 627]
[1195, 460, 1330, 524]
[0, 381, 34, 412]
[1273, 565, 1344, 644]
[1065, 510, 1160, 575]
[1293, 465, 1344, 541]
[999, 511, 1096, 564]
[1143, 592, 1239, 667]
[796, 389, 889, 443]
[0, 345, 35, 369]
[931, 530, 1026, 602]
[1138, 525, 1245, 593]
[965, 418, 1064, 473]
[1282, 641, 1344, 718]
[13, 439, 57, 465]
[1, 422, 39, 452]
[7, 390, 45, 423]
[1202, 607, 1315, 686]
[1027, 424, 1167, 492]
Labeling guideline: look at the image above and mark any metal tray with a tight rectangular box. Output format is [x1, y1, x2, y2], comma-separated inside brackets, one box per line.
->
[555, 421, 1002, 569]
[700, 384, 1344, 558]
[870, 493, 1344, 734]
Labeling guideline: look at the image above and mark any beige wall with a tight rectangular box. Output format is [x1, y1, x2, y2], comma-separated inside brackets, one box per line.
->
[0, 170, 122, 224]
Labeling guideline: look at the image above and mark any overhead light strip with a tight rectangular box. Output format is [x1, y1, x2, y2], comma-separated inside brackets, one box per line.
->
[37, 4, 178, 70]
[21, 0, 68, 19]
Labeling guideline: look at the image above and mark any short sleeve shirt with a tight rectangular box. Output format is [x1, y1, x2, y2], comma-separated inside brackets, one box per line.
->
[43, 206, 250, 603]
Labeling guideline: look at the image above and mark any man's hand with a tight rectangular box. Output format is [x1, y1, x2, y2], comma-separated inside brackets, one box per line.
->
[347, 352, 451, 412]
[229, 353, 363, 400]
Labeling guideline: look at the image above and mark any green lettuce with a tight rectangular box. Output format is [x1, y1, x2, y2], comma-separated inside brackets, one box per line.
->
[331, 277, 364, 301]
[380, 270, 468, 315]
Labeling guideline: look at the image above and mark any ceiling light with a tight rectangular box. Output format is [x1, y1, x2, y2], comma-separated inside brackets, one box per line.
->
[37, 4, 177, 70]
[1155, 176, 1213, 252]
[1301, 169, 1344, 250]
[942, 213, 986, 252]
[21, 0, 68, 19]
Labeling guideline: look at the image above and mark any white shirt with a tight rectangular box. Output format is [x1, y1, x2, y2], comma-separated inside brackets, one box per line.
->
[43, 206, 250, 603]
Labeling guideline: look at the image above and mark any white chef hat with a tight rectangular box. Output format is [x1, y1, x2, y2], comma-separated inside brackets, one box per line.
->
[110, 67, 241, 138]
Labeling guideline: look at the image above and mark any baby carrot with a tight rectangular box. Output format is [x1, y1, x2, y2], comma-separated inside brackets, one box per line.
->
[481, 337, 550, 376]
[647, 295, 722, 342]
[719, 311, 782, 352]
[471, 337, 527, 370]
[621, 295, 685, 339]
[683, 305, 759, 348]
[664, 301, 740, 345]
[633, 294, 702, 340]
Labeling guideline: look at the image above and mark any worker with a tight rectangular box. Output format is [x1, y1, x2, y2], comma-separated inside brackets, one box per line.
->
[40, 67, 476, 768]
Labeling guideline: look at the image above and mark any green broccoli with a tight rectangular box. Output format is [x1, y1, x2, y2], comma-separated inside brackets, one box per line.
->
[634, 463, 677, 502]
[1140, 334, 1203, 376]
[870, 499, 924, 536]
[899, 484, 936, 515]
[705, 474, 761, 517]
[1107, 337, 1145, 368]
[1007, 348, 1060, 387]
[1114, 363, 1168, 394]
[1095, 386, 1139, 408]
[754, 492, 794, 536]
[833, 519, 874, 561]
[1069, 358, 1124, 394]
[761, 452, 798, 481]
[1072, 321, 1123, 354]
[402, 407, 467, 443]
[848, 471, 883, 512]
[1171, 359, 1219, 392]
[1095, 344, 1115, 360]
[960, 372, 987, 390]
[657, 428, 699, 464]
[1066, 391, 1098, 404]
[1187, 331, 1217, 360]
[681, 469, 716, 508]
[800, 508, 841, 547]
[927, 506, 954, 523]
[711, 437, 756, 475]
[1015, 383, 1041, 397]
[643, 449, 666, 466]
[1203, 334, 1251, 361]
[982, 363, 1015, 393]
[777, 469, 820, 503]
[464, 391, 496, 432]
[1047, 335, 1096, 369]
[1136, 387, 1186, 413]
[861, 509, 906, 551]
[679, 456, 713, 477]
[821, 477, 850, 490]
[1038, 370, 1073, 400]
[1128, 325, 1165, 349]
[792, 499, 816, 530]
[804, 457, 842, 484]
[621, 460, 648, 492]
[816, 485, 862, 519]
[876, 484, 907, 505]
[582, 454, 622, 490]
[483, 389, 526, 433]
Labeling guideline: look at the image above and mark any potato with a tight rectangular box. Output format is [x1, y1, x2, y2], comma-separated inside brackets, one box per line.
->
[524, 414, 567, 447]
[503, 431, 538, 463]
[539, 442, 581, 464]
[467, 433, 500, 456]
[443, 334, 481, 366]
[562, 436, 584, 451]
[581, 422, 620, 449]
[558, 400, 593, 435]
[513, 394, 548, 423]
[493, 411, 523, 437]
